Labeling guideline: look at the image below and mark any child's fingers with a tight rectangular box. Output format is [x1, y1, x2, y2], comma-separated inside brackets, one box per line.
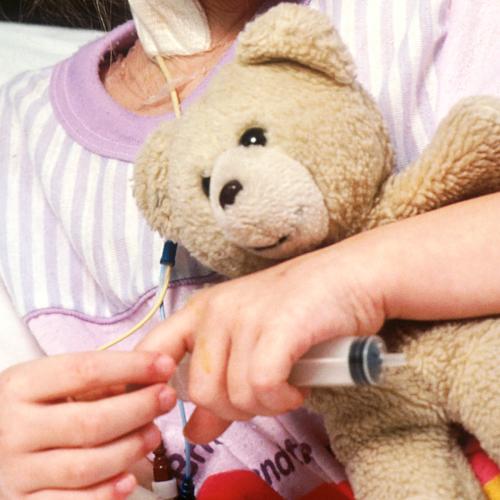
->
[255, 381, 307, 415]
[226, 325, 276, 416]
[25, 473, 137, 500]
[250, 325, 309, 414]
[187, 321, 252, 423]
[12, 424, 160, 492]
[71, 383, 128, 402]
[28, 384, 175, 451]
[184, 407, 233, 444]
[136, 306, 195, 363]
[1, 351, 174, 402]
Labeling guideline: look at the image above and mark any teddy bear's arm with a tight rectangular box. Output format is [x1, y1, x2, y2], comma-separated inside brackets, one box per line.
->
[365, 96, 500, 229]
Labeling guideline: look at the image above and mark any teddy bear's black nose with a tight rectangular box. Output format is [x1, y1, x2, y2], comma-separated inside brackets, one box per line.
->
[219, 180, 243, 209]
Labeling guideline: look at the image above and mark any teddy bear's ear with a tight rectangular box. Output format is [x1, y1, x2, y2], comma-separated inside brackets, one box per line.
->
[237, 3, 355, 85]
[365, 96, 500, 229]
[133, 121, 176, 240]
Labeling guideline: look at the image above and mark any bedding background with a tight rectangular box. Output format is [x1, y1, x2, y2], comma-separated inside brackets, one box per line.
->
[0, 22, 101, 85]
[0, 0, 129, 84]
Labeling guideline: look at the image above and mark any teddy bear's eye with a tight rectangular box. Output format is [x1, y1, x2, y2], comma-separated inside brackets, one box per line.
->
[239, 128, 267, 147]
[201, 176, 211, 198]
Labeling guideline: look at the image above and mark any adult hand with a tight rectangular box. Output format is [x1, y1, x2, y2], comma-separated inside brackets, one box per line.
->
[0, 351, 176, 499]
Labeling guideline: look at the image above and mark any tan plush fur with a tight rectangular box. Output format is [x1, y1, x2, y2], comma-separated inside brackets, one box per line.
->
[134, 4, 500, 498]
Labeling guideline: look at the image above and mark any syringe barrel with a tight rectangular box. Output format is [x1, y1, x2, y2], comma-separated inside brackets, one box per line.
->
[172, 336, 403, 398]
[289, 336, 400, 387]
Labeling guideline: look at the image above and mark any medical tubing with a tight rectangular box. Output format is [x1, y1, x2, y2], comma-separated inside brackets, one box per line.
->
[159, 300, 193, 481]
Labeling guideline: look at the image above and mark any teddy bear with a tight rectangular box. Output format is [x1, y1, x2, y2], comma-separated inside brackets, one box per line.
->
[133, 4, 500, 499]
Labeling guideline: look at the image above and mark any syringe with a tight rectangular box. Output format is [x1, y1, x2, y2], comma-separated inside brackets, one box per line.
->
[289, 336, 406, 387]
[172, 336, 406, 399]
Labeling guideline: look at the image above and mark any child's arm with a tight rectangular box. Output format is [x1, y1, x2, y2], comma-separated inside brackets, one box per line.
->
[138, 192, 500, 444]
[0, 351, 176, 498]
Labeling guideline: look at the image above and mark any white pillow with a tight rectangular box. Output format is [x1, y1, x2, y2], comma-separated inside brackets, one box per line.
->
[0, 22, 102, 86]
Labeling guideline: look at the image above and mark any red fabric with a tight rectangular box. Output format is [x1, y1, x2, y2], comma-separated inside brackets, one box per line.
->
[197, 470, 353, 500]
[196, 435, 500, 499]
[197, 470, 282, 500]
[465, 438, 500, 486]
[299, 480, 354, 499]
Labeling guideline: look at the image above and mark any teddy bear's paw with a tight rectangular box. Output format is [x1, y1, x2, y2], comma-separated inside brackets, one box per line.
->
[365, 95, 500, 228]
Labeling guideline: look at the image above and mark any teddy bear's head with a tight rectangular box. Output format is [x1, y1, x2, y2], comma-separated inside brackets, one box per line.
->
[134, 4, 393, 277]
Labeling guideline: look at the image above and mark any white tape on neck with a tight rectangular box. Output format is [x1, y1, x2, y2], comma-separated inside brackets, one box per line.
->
[129, 0, 211, 57]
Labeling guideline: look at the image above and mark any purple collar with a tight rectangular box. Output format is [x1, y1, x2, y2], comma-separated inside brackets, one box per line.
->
[50, 0, 309, 163]
[50, 21, 237, 162]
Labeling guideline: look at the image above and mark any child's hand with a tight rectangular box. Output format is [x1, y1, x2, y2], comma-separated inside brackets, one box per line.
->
[0, 351, 176, 499]
[139, 194, 500, 445]
[138, 246, 386, 444]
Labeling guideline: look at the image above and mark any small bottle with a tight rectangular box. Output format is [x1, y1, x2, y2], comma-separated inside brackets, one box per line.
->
[152, 442, 178, 500]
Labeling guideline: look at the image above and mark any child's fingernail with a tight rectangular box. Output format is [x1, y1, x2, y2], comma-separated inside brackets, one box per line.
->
[183, 421, 197, 444]
[143, 424, 161, 449]
[155, 355, 174, 375]
[115, 474, 137, 495]
[159, 386, 175, 411]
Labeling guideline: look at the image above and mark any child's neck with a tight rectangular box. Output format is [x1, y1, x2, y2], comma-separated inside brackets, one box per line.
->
[103, 0, 264, 116]
[201, 0, 265, 44]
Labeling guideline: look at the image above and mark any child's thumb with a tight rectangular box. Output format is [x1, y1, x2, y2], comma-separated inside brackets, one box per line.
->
[184, 407, 233, 444]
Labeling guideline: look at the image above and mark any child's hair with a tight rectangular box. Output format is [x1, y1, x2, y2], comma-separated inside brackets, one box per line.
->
[6, 0, 131, 31]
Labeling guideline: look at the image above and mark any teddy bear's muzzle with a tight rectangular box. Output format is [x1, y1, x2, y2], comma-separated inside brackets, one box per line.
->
[209, 147, 330, 260]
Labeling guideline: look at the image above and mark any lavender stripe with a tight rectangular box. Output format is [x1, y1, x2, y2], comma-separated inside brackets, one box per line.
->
[103, 160, 129, 310]
[112, 160, 132, 303]
[331, 0, 342, 26]
[46, 132, 75, 310]
[16, 78, 52, 310]
[49, 134, 73, 219]
[8, 72, 45, 112]
[0, 74, 34, 298]
[69, 147, 92, 312]
[93, 156, 123, 312]
[398, 2, 419, 167]
[92, 156, 109, 310]
[416, 0, 441, 138]
[139, 215, 155, 298]
[17, 81, 54, 312]
[378, 0, 399, 170]
[355, 1, 370, 90]
[17, 142, 35, 312]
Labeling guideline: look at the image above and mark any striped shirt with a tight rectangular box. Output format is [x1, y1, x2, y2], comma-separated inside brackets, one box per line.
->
[0, 0, 498, 497]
